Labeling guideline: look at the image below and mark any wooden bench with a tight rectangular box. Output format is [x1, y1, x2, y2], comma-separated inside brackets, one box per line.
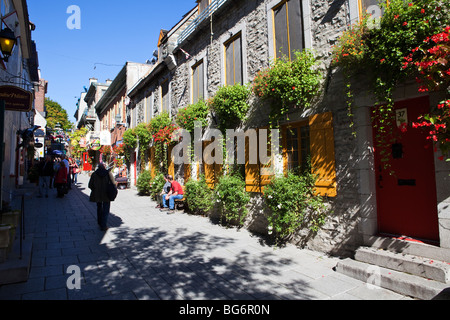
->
[174, 186, 186, 211]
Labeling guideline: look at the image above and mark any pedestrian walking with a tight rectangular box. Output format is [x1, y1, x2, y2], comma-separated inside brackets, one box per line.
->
[160, 175, 183, 213]
[88, 163, 117, 231]
[38, 155, 54, 198]
[71, 158, 79, 184]
[54, 161, 68, 198]
[61, 154, 71, 190]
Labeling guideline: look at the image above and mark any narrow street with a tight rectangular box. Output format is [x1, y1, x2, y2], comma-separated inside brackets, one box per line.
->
[0, 173, 410, 301]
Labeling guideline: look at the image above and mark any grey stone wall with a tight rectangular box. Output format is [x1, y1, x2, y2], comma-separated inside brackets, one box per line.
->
[167, 0, 365, 257]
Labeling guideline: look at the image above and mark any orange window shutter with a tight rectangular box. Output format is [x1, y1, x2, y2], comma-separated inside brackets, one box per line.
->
[245, 132, 261, 193]
[309, 112, 337, 197]
[168, 145, 175, 178]
[259, 128, 274, 193]
[150, 147, 156, 179]
[184, 163, 191, 182]
[203, 141, 216, 189]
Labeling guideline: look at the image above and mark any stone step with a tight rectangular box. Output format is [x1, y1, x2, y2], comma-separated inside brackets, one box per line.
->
[336, 258, 450, 300]
[355, 246, 450, 284]
[0, 235, 32, 285]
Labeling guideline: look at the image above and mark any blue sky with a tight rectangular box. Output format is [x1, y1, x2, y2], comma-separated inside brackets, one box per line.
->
[27, 0, 197, 123]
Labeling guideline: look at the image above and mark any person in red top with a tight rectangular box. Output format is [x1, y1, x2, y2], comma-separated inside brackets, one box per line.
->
[160, 175, 184, 213]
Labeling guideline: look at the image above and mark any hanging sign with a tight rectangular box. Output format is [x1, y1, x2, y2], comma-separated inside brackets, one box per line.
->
[0, 86, 33, 112]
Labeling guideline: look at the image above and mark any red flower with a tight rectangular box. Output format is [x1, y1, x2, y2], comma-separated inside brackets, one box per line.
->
[403, 22, 408, 26]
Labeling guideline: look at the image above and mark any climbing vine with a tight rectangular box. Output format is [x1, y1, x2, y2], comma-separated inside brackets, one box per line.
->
[332, 0, 450, 166]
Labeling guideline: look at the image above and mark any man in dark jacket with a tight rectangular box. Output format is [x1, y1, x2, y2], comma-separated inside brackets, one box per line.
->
[88, 163, 116, 231]
[38, 155, 54, 198]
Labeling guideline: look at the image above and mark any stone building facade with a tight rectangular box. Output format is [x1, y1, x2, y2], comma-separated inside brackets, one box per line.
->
[126, 0, 450, 258]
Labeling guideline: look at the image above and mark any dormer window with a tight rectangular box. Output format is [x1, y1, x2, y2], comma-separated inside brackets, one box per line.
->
[197, 0, 210, 14]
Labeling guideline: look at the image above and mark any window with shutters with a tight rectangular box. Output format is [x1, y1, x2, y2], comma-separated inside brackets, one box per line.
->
[224, 33, 243, 86]
[192, 60, 205, 104]
[245, 128, 274, 193]
[272, 0, 305, 61]
[243, 113, 337, 196]
[203, 140, 222, 189]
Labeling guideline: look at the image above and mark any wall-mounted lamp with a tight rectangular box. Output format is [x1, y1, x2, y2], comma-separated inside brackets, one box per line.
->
[0, 27, 16, 62]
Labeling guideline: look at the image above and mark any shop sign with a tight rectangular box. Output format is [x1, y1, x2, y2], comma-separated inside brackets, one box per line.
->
[0, 86, 33, 112]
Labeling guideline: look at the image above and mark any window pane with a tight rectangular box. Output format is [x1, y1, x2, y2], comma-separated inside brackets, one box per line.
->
[193, 64, 199, 103]
[234, 36, 243, 85]
[274, 2, 289, 59]
[225, 41, 234, 85]
[225, 35, 243, 85]
[162, 80, 169, 113]
[288, 0, 304, 57]
[146, 95, 152, 121]
[198, 61, 204, 100]
[300, 125, 310, 172]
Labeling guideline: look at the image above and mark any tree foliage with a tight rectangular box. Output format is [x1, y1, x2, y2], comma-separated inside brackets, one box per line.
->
[45, 98, 73, 130]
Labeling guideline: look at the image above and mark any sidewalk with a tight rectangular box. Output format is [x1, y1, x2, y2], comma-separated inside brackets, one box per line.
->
[0, 172, 412, 300]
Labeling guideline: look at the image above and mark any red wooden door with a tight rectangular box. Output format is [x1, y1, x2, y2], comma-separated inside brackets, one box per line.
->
[373, 96, 439, 243]
[83, 152, 92, 171]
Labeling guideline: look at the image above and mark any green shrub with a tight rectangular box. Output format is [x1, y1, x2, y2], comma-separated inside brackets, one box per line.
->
[263, 171, 328, 243]
[175, 100, 210, 133]
[215, 175, 250, 227]
[208, 83, 251, 132]
[136, 170, 152, 196]
[252, 49, 322, 125]
[149, 173, 166, 200]
[184, 175, 214, 215]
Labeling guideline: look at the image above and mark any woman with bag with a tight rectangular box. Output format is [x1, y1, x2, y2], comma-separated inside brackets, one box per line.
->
[54, 161, 68, 198]
[88, 163, 117, 231]
[71, 159, 79, 184]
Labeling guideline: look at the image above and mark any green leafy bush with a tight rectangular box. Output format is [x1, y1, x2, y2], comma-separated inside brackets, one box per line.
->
[184, 175, 214, 215]
[208, 84, 251, 132]
[214, 175, 250, 227]
[263, 172, 328, 243]
[149, 173, 166, 200]
[175, 100, 210, 133]
[252, 49, 322, 125]
[136, 170, 152, 196]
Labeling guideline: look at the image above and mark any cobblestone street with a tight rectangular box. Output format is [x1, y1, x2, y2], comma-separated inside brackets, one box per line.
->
[0, 173, 410, 301]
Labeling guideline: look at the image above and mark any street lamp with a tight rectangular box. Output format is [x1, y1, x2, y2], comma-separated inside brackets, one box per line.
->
[0, 26, 16, 62]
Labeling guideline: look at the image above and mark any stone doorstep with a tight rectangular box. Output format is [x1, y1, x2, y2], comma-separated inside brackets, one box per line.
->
[0, 235, 33, 286]
[335, 258, 450, 300]
[355, 246, 450, 284]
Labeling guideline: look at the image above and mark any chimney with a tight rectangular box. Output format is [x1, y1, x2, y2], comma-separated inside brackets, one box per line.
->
[89, 78, 98, 85]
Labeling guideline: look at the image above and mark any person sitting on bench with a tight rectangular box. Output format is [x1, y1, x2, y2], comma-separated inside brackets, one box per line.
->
[160, 175, 184, 213]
